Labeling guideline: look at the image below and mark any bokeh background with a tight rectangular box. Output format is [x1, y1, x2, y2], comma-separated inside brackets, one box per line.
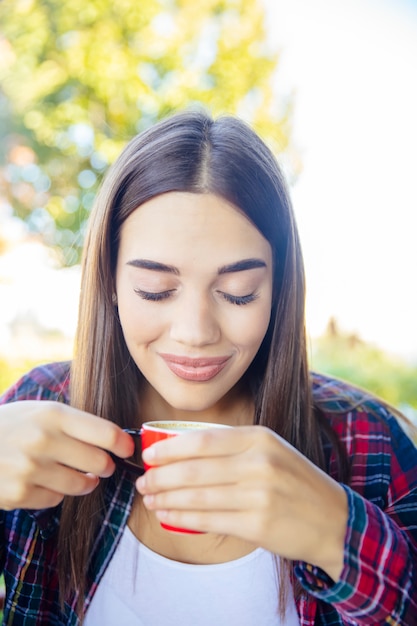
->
[1, 0, 416, 421]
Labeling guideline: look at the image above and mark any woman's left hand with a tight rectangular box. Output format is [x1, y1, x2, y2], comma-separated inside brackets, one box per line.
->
[135, 426, 348, 581]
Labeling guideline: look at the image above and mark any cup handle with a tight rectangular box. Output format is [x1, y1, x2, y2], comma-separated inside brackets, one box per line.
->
[109, 428, 145, 476]
[123, 428, 143, 437]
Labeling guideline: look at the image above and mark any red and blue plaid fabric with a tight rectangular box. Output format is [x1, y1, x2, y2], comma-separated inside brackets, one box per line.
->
[1, 362, 416, 625]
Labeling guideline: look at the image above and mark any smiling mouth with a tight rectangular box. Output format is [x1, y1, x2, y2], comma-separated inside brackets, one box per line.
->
[159, 354, 231, 382]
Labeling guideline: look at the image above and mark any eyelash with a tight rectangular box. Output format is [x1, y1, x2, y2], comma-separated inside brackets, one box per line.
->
[219, 292, 259, 306]
[134, 288, 259, 306]
[134, 288, 174, 301]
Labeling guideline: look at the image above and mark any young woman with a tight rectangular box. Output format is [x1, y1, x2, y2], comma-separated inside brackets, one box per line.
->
[0, 110, 416, 625]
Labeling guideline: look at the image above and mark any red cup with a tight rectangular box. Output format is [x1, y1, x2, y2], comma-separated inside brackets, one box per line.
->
[141, 420, 230, 533]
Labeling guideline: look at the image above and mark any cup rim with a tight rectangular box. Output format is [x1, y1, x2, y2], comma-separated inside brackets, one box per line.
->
[141, 420, 231, 434]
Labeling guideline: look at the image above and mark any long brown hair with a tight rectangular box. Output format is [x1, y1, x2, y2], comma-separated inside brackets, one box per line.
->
[59, 109, 337, 613]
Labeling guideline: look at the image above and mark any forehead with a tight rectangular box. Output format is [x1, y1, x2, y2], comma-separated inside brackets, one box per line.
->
[118, 192, 272, 265]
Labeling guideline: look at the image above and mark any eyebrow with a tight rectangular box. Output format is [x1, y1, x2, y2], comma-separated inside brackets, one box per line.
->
[126, 259, 179, 274]
[126, 257, 267, 275]
[218, 258, 267, 274]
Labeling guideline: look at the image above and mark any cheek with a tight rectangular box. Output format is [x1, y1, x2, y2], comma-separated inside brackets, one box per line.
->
[226, 306, 271, 353]
[249, 313, 271, 350]
[118, 301, 163, 346]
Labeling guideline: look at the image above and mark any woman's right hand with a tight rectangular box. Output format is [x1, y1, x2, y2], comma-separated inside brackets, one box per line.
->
[0, 400, 135, 511]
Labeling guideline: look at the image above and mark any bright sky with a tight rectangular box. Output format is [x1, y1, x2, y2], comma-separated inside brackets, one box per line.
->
[264, 0, 417, 360]
[1, 0, 416, 362]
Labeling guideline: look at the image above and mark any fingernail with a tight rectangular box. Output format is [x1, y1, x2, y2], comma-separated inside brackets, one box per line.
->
[136, 476, 146, 492]
[142, 446, 155, 463]
[143, 495, 154, 508]
[81, 476, 99, 495]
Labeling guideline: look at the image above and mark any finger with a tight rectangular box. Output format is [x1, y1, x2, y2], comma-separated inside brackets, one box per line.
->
[9, 411, 122, 477]
[48, 438, 116, 477]
[33, 463, 100, 496]
[1, 464, 99, 510]
[154, 508, 255, 538]
[137, 456, 243, 494]
[1, 482, 65, 511]
[58, 407, 135, 458]
[142, 484, 266, 512]
[153, 508, 304, 560]
[137, 429, 294, 495]
[142, 425, 262, 466]
[9, 401, 135, 459]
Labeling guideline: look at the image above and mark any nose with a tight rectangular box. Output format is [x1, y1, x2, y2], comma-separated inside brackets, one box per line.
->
[169, 289, 221, 347]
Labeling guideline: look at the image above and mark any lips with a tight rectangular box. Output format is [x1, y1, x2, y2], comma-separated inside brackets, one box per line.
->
[159, 353, 231, 382]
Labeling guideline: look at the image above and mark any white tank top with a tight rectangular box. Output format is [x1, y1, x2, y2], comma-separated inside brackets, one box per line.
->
[85, 526, 300, 625]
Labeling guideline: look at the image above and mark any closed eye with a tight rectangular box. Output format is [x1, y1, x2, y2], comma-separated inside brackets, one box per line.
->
[134, 288, 175, 301]
[219, 292, 259, 305]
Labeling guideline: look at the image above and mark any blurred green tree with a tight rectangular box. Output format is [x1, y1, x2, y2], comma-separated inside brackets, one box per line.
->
[0, 0, 293, 265]
[311, 319, 417, 418]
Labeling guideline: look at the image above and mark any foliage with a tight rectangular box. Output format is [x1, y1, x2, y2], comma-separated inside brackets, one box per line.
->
[0, 0, 291, 265]
[310, 320, 417, 420]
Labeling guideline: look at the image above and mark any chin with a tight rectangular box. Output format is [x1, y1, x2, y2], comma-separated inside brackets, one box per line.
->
[160, 392, 223, 414]
[166, 399, 217, 413]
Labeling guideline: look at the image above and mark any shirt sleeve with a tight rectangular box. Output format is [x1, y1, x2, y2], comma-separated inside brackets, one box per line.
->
[0, 362, 71, 405]
[294, 409, 417, 625]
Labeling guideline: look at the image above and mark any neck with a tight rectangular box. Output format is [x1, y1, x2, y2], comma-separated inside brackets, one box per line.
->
[139, 384, 254, 428]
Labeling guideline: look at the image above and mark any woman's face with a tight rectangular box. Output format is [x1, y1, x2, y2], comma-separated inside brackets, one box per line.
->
[115, 192, 273, 419]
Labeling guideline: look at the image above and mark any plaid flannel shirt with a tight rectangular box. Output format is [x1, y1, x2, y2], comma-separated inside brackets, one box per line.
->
[1, 362, 416, 625]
